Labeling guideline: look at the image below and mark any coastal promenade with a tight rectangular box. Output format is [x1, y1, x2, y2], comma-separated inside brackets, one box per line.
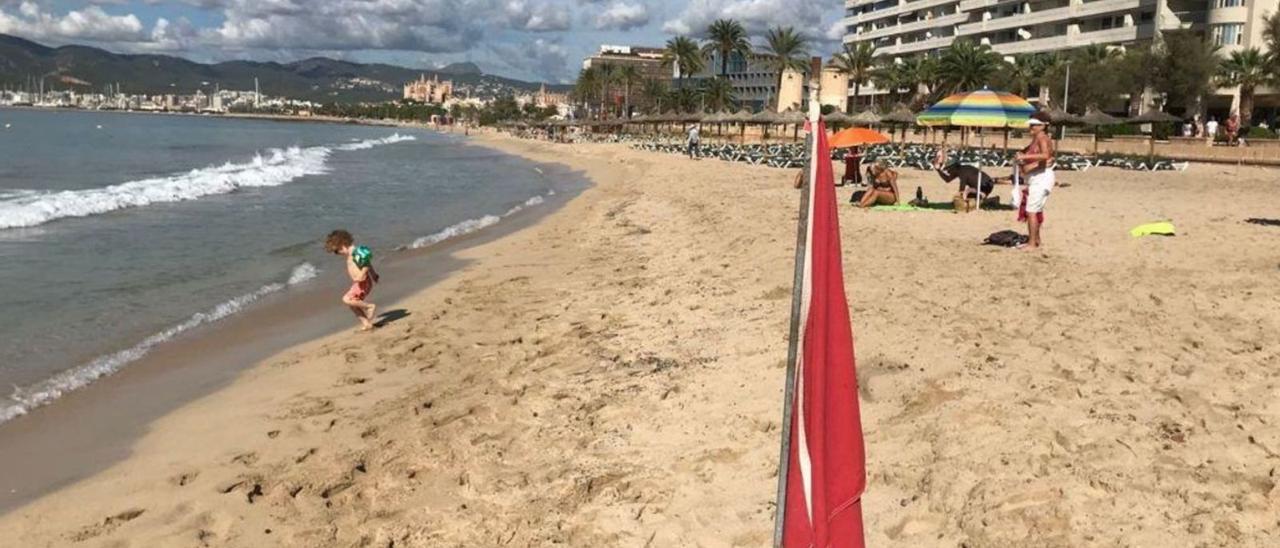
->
[0, 132, 1277, 546]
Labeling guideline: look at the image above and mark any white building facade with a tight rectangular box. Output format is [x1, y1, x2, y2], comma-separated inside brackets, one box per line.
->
[842, 0, 1279, 118]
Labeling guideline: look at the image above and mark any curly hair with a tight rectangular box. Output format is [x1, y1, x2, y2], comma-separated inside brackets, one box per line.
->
[324, 229, 354, 254]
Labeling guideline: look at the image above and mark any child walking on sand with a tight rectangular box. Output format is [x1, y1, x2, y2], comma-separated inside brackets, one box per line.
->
[325, 230, 379, 331]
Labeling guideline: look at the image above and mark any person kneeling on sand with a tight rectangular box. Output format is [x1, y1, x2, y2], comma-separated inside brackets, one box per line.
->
[932, 147, 997, 212]
[325, 229, 380, 332]
[854, 163, 899, 208]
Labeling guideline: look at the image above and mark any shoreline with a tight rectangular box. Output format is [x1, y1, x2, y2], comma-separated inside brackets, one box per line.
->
[1, 132, 1277, 546]
[0, 134, 588, 515]
[0, 104, 453, 131]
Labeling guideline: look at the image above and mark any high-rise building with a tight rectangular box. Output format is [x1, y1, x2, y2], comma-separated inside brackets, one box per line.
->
[842, 0, 1278, 115]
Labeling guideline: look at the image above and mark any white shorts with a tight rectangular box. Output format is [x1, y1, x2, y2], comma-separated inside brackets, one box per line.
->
[1024, 168, 1054, 213]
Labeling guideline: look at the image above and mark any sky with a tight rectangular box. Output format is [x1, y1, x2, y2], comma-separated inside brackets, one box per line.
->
[0, 0, 847, 84]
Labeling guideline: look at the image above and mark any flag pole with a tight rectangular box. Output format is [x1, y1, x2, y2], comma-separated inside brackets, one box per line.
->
[773, 56, 824, 548]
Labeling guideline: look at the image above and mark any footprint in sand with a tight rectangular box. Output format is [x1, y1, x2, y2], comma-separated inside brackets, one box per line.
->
[69, 508, 145, 542]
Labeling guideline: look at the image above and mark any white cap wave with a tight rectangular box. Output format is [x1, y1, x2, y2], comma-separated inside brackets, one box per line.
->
[0, 134, 416, 230]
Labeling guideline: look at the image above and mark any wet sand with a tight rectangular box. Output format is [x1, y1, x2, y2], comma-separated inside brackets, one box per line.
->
[1, 133, 1278, 547]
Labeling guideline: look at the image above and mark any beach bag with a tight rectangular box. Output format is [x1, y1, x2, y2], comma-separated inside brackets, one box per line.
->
[983, 230, 1028, 247]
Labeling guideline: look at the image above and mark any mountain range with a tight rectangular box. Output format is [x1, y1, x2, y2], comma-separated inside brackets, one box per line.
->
[0, 34, 567, 103]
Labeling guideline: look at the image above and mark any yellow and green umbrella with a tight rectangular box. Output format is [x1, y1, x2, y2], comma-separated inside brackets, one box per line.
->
[917, 89, 1036, 210]
[916, 89, 1035, 128]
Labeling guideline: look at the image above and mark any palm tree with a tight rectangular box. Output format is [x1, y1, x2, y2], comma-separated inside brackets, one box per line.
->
[1001, 55, 1038, 99]
[894, 56, 935, 107]
[938, 39, 1001, 93]
[1263, 11, 1280, 79]
[699, 77, 738, 112]
[703, 19, 752, 78]
[669, 86, 699, 112]
[1218, 48, 1272, 127]
[614, 65, 642, 118]
[662, 36, 705, 89]
[595, 62, 618, 118]
[871, 58, 910, 106]
[831, 41, 876, 111]
[573, 67, 603, 117]
[1076, 44, 1120, 64]
[638, 78, 668, 113]
[761, 26, 810, 110]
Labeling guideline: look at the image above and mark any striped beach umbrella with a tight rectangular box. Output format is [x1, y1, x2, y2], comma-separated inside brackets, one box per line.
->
[916, 89, 1036, 128]
[918, 89, 1035, 210]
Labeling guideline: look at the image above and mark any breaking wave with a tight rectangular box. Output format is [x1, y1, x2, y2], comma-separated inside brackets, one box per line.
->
[0, 134, 416, 230]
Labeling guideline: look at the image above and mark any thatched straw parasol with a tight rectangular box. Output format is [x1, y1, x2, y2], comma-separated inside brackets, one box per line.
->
[879, 107, 918, 124]
[1078, 108, 1123, 126]
[849, 110, 881, 125]
[1040, 107, 1081, 125]
[1126, 109, 1183, 161]
[823, 110, 851, 126]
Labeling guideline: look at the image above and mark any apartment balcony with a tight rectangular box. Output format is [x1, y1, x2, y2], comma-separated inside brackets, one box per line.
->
[875, 35, 957, 55]
[957, 0, 1150, 36]
[958, 0, 1022, 11]
[989, 23, 1150, 54]
[855, 12, 969, 41]
[845, 0, 961, 26]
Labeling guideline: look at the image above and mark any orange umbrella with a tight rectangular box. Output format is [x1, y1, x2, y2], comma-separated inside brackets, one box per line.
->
[829, 127, 889, 149]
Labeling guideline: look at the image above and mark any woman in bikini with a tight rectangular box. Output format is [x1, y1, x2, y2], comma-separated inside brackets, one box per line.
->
[855, 162, 899, 208]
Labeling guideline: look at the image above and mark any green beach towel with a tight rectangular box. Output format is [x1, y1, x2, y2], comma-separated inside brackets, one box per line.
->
[870, 203, 927, 212]
[1130, 221, 1176, 238]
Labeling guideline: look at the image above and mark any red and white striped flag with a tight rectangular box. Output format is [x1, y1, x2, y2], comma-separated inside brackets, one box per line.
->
[781, 119, 867, 547]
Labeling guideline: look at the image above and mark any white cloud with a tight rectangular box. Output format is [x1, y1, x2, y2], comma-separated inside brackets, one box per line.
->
[486, 37, 570, 82]
[594, 1, 648, 31]
[0, 2, 147, 43]
[662, 0, 840, 39]
[503, 0, 572, 32]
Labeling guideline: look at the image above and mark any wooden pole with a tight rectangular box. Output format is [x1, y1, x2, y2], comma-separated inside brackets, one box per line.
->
[774, 55, 822, 548]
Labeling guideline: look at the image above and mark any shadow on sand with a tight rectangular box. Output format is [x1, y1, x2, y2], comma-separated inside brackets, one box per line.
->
[375, 309, 411, 327]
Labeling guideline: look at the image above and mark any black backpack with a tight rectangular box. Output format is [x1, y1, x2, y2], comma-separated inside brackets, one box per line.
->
[983, 230, 1028, 247]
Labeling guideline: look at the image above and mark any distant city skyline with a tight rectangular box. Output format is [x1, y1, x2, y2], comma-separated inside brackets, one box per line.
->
[0, 0, 846, 84]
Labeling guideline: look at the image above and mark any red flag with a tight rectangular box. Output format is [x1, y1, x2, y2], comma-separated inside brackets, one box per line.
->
[781, 119, 867, 547]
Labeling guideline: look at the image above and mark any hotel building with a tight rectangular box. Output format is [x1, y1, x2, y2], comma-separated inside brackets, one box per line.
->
[841, 0, 1279, 117]
[582, 45, 671, 82]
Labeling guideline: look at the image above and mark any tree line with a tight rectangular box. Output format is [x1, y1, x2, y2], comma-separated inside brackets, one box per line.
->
[573, 20, 814, 117]
[572, 12, 1280, 127]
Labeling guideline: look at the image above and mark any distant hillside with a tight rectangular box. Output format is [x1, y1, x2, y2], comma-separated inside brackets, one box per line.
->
[0, 34, 570, 103]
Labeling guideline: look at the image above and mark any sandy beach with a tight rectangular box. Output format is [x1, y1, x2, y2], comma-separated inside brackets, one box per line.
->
[1, 132, 1278, 547]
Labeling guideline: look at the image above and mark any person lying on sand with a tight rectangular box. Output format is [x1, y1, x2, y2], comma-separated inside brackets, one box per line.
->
[325, 229, 380, 332]
[854, 163, 899, 208]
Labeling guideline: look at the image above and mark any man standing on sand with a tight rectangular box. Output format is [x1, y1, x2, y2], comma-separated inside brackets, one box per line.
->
[1206, 117, 1219, 144]
[687, 124, 701, 159]
[1015, 112, 1055, 250]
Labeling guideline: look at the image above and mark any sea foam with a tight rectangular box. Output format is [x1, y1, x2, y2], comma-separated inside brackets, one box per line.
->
[0, 134, 416, 230]
[407, 190, 556, 250]
[0, 262, 319, 424]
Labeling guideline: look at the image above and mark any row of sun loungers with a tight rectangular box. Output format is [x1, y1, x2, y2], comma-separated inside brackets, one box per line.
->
[501, 130, 1191, 173]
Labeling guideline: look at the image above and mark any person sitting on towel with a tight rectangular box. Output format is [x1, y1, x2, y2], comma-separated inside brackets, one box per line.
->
[854, 162, 899, 208]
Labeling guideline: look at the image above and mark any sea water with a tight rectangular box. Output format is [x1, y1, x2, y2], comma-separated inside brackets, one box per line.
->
[0, 108, 563, 422]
